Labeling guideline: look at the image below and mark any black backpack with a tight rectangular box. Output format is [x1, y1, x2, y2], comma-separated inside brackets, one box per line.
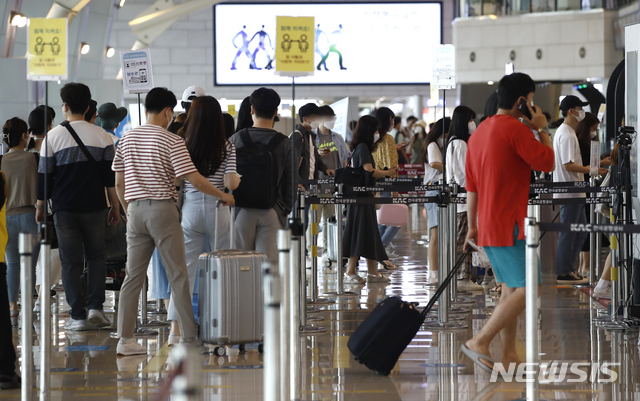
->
[234, 129, 285, 209]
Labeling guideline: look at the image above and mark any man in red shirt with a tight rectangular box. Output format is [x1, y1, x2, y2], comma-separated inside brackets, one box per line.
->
[462, 73, 554, 373]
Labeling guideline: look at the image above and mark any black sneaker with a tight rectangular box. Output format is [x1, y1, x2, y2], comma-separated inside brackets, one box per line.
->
[557, 272, 589, 284]
[0, 372, 21, 390]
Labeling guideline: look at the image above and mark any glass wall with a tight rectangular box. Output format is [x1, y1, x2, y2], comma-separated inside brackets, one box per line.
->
[458, 0, 627, 17]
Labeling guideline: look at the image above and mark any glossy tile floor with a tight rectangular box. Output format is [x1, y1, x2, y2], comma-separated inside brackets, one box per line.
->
[5, 206, 640, 400]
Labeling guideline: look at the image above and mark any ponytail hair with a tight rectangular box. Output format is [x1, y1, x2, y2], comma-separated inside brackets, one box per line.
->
[3, 117, 28, 149]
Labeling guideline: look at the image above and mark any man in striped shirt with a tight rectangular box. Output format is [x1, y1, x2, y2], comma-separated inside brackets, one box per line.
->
[112, 87, 234, 356]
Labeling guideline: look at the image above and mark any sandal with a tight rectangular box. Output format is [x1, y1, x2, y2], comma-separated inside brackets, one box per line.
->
[378, 260, 398, 270]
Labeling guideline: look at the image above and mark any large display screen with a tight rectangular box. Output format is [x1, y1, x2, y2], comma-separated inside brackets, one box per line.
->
[214, 2, 442, 85]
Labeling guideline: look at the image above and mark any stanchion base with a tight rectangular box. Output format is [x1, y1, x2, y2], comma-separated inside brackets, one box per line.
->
[134, 328, 159, 336]
[592, 315, 615, 323]
[456, 291, 473, 296]
[307, 298, 333, 305]
[300, 326, 327, 335]
[137, 320, 170, 328]
[424, 314, 466, 322]
[307, 315, 324, 322]
[307, 307, 321, 313]
[423, 321, 469, 331]
[323, 291, 359, 297]
[451, 298, 476, 306]
[147, 308, 167, 315]
[450, 307, 471, 314]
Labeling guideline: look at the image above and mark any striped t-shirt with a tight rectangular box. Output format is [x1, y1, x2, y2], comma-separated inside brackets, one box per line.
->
[112, 124, 197, 202]
[184, 142, 237, 193]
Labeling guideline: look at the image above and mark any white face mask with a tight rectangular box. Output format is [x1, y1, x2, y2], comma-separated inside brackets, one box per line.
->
[574, 109, 586, 122]
[310, 120, 320, 130]
[437, 137, 443, 147]
[590, 130, 597, 139]
[468, 121, 477, 135]
[373, 133, 380, 143]
[414, 127, 425, 135]
[323, 120, 335, 130]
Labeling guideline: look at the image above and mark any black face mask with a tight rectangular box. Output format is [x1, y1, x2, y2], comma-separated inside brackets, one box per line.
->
[27, 137, 36, 150]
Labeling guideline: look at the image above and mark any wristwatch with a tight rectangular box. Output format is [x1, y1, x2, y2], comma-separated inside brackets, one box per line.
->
[537, 126, 549, 134]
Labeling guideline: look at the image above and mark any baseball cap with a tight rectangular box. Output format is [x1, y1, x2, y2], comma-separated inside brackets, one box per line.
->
[95, 102, 128, 130]
[560, 95, 589, 116]
[182, 86, 206, 103]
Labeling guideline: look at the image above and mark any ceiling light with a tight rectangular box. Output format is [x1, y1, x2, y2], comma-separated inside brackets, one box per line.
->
[487, 81, 494, 85]
[80, 42, 90, 55]
[118, 0, 126, 8]
[586, 77, 591, 82]
[106, 46, 115, 57]
[10, 12, 27, 28]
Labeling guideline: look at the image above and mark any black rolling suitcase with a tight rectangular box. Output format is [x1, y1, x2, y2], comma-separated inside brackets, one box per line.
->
[347, 252, 469, 376]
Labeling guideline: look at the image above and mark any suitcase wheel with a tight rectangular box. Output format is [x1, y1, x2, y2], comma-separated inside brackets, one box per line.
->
[239, 344, 246, 354]
[258, 343, 264, 354]
[213, 346, 226, 356]
[325, 260, 332, 268]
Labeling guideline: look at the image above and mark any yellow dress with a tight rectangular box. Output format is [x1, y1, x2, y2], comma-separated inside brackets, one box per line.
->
[372, 134, 399, 177]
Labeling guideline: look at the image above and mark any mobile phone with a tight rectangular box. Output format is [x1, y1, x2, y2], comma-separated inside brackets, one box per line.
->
[518, 98, 533, 120]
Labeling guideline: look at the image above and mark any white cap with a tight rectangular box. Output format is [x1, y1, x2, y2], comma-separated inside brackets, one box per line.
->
[182, 86, 206, 103]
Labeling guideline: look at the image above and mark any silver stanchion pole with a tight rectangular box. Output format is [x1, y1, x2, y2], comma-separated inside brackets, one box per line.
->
[136, 279, 167, 332]
[525, 217, 540, 401]
[308, 204, 330, 306]
[278, 229, 291, 401]
[589, 176, 597, 284]
[20, 233, 34, 401]
[448, 181, 472, 303]
[39, 240, 51, 401]
[263, 261, 280, 401]
[324, 189, 357, 297]
[299, 194, 324, 333]
[290, 223, 302, 400]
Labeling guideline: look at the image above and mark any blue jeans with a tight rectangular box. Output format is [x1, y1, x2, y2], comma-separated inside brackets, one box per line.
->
[54, 209, 107, 320]
[556, 204, 589, 276]
[378, 225, 401, 248]
[5, 213, 40, 303]
[150, 249, 171, 300]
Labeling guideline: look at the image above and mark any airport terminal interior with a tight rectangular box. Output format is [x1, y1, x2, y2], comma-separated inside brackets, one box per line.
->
[3, 0, 640, 400]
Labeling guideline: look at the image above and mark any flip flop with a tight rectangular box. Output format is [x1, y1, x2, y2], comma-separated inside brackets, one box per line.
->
[461, 344, 495, 374]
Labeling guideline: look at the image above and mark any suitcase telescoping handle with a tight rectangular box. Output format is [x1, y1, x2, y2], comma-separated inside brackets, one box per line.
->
[421, 251, 470, 318]
[214, 200, 236, 251]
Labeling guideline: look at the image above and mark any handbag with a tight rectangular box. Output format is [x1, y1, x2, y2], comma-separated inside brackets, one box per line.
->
[334, 151, 376, 197]
[377, 204, 409, 226]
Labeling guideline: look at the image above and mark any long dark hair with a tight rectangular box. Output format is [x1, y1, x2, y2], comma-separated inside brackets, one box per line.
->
[576, 112, 599, 148]
[374, 107, 394, 144]
[3, 117, 28, 149]
[421, 117, 450, 165]
[448, 106, 476, 144]
[350, 115, 380, 153]
[182, 96, 228, 176]
[235, 96, 253, 132]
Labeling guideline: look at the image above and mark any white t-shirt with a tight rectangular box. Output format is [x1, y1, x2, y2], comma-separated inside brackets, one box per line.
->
[446, 139, 468, 213]
[553, 124, 585, 198]
[423, 141, 443, 185]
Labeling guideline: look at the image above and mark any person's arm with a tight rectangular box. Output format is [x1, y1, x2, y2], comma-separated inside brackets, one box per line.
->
[564, 161, 607, 176]
[181, 171, 234, 206]
[512, 125, 554, 173]
[106, 187, 120, 225]
[224, 173, 241, 190]
[282, 140, 294, 215]
[362, 163, 399, 179]
[463, 191, 478, 252]
[430, 162, 443, 172]
[115, 171, 127, 213]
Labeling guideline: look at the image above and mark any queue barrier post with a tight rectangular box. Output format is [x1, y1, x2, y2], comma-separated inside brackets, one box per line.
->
[39, 236, 51, 401]
[20, 233, 34, 401]
[525, 217, 540, 401]
[278, 229, 291, 401]
[307, 203, 331, 306]
[589, 176, 598, 284]
[263, 261, 280, 401]
[288, 212, 303, 399]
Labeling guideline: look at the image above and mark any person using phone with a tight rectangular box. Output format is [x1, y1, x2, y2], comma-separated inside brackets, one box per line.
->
[552, 96, 608, 285]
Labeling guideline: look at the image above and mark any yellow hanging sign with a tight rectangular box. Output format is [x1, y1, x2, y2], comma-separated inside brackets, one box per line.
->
[275, 16, 315, 77]
[27, 18, 68, 81]
[227, 104, 236, 116]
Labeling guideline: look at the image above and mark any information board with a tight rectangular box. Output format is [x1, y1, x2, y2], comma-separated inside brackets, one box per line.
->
[120, 49, 154, 94]
[432, 45, 455, 89]
[27, 18, 67, 81]
[275, 16, 315, 77]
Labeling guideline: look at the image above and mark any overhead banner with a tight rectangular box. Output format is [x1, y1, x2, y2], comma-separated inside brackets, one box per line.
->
[120, 49, 154, 94]
[432, 45, 456, 90]
[275, 16, 315, 77]
[27, 18, 68, 81]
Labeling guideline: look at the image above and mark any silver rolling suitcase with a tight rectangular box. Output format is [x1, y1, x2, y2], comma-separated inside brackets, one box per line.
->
[198, 202, 266, 356]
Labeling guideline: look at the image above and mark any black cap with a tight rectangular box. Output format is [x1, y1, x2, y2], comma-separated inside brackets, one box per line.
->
[560, 95, 589, 116]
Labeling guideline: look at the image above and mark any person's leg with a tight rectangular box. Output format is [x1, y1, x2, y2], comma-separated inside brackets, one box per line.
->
[254, 209, 283, 265]
[497, 286, 522, 366]
[380, 226, 401, 248]
[556, 205, 580, 276]
[321, 204, 333, 252]
[54, 211, 88, 320]
[365, 258, 378, 275]
[79, 210, 108, 312]
[117, 202, 157, 339]
[594, 252, 612, 293]
[378, 224, 387, 239]
[235, 208, 257, 252]
[346, 257, 359, 275]
[150, 249, 171, 302]
[25, 214, 41, 296]
[571, 205, 589, 273]
[149, 202, 197, 340]
[4, 215, 20, 311]
[0, 262, 18, 384]
[428, 227, 438, 271]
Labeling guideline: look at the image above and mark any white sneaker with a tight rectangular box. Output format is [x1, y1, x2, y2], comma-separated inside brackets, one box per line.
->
[33, 300, 40, 313]
[427, 271, 439, 286]
[343, 274, 365, 284]
[117, 338, 147, 356]
[64, 318, 87, 331]
[593, 286, 611, 299]
[457, 279, 484, 291]
[168, 333, 180, 347]
[88, 309, 111, 328]
[367, 274, 390, 284]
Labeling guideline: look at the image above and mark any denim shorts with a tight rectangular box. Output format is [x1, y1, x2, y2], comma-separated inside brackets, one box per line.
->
[424, 190, 438, 231]
[484, 224, 542, 288]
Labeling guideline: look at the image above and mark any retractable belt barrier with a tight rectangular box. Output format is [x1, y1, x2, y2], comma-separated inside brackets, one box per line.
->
[537, 222, 640, 234]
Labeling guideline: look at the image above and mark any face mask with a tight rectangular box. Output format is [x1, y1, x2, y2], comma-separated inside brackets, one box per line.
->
[437, 137, 443, 147]
[590, 130, 597, 139]
[373, 133, 380, 143]
[468, 121, 476, 135]
[165, 110, 173, 130]
[323, 120, 335, 130]
[574, 109, 586, 122]
[310, 120, 320, 130]
[414, 127, 424, 135]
